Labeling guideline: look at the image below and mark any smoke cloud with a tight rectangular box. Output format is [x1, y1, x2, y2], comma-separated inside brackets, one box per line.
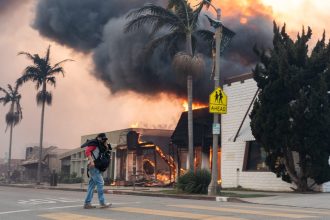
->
[221, 15, 273, 79]
[93, 17, 214, 101]
[33, 0, 158, 52]
[0, 0, 26, 14]
[33, 0, 273, 103]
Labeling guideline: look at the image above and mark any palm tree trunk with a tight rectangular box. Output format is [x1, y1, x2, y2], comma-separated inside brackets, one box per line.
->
[37, 84, 46, 184]
[186, 33, 194, 171]
[7, 124, 13, 184]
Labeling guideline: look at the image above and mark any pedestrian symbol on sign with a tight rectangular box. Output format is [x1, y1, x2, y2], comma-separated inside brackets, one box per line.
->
[209, 87, 227, 114]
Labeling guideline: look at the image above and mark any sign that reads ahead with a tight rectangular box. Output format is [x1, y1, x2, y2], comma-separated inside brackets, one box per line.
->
[209, 87, 227, 114]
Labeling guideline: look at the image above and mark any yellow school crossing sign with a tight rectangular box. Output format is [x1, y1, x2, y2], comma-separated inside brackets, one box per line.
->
[209, 87, 227, 114]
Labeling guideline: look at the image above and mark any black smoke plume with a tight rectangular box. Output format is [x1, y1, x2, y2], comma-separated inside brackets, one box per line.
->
[33, 0, 273, 103]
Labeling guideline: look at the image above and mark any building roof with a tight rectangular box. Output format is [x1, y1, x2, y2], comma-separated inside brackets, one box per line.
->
[171, 108, 216, 148]
[224, 73, 254, 85]
[81, 128, 173, 148]
[58, 147, 85, 160]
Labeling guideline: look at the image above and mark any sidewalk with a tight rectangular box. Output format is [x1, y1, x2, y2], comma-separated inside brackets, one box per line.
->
[1, 183, 329, 209]
[240, 192, 330, 209]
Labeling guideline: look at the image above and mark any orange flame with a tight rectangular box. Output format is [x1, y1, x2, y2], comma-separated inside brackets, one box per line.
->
[156, 173, 172, 184]
[143, 159, 155, 167]
[182, 100, 208, 112]
[131, 122, 139, 128]
[240, 17, 248, 24]
[189, 0, 273, 25]
[209, 0, 273, 19]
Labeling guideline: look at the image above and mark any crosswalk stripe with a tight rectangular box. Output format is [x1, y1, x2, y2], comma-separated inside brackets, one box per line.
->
[225, 204, 330, 216]
[39, 212, 110, 220]
[112, 207, 246, 220]
[169, 204, 316, 219]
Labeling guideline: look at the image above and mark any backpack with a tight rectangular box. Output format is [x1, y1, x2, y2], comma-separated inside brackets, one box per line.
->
[81, 139, 111, 172]
[93, 150, 111, 172]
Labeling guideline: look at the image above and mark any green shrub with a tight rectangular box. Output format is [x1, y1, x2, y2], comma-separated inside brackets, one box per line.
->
[176, 169, 211, 194]
[58, 172, 82, 183]
[193, 169, 211, 194]
[177, 170, 195, 193]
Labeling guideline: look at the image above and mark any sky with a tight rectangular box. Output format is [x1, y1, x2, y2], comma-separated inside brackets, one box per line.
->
[1, 0, 330, 159]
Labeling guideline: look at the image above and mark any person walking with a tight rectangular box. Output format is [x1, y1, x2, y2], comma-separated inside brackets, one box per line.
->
[83, 133, 112, 209]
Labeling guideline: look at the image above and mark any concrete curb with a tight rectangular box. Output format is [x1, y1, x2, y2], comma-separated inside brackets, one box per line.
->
[107, 190, 217, 201]
[0, 184, 247, 203]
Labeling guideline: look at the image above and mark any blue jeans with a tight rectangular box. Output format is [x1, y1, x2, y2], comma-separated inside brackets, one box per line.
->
[84, 167, 106, 205]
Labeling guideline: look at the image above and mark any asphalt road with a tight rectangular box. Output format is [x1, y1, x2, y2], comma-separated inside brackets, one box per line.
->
[0, 186, 329, 220]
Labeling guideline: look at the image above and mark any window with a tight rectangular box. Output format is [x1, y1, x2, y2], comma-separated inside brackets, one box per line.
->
[243, 141, 269, 171]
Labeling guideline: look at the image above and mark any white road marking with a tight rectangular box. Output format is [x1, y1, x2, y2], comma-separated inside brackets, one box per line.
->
[1, 201, 141, 215]
[18, 197, 83, 205]
[0, 209, 31, 215]
[44, 202, 140, 210]
[44, 205, 84, 210]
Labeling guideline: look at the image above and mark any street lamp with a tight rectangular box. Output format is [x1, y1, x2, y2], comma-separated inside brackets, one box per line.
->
[203, 0, 235, 195]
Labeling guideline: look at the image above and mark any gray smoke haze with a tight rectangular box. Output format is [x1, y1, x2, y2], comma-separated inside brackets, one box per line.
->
[0, 0, 25, 14]
[33, 0, 273, 103]
[221, 15, 273, 79]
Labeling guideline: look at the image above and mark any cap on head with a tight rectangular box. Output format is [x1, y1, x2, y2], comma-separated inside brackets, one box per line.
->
[96, 133, 108, 141]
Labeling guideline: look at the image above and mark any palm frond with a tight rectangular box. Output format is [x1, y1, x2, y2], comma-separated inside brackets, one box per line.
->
[46, 77, 56, 87]
[168, 0, 192, 27]
[0, 97, 6, 104]
[144, 32, 184, 58]
[0, 95, 10, 105]
[37, 90, 52, 106]
[125, 14, 183, 33]
[4, 88, 23, 129]
[127, 4, 178, 20]
[190, 3, 204, 29]
[194, 30, 214, 43]
[52, 59, 73, 70]
[168, 0, 188, 11]
[18, 51, 34, 61]
[0, 86, 10, 96]
[149, 20, 170, 38]
[14, 81, 20, 90]
[200, 0, 213, 9]
[7, 84, 13, 92]
[17, 70, 41, 86]
[0, 96, 11, 105]
[49, 67, 64, 77]
[23, 66, 42, 75]
[45, 45, 51, 63]
[16, 100, 23, 121]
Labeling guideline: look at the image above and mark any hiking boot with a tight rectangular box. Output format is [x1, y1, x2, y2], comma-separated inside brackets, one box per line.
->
[100, 203, 112, 208]
[84, 203, 96, 209]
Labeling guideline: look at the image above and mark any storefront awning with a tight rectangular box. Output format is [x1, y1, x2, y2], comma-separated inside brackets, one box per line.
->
[21, 159, 46, 167]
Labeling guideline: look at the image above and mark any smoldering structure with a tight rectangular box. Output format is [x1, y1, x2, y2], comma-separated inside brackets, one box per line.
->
[32, 0, 274, 103]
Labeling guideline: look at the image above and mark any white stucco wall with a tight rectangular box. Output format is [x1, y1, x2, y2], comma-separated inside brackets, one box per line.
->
[221, 78, 293, 191]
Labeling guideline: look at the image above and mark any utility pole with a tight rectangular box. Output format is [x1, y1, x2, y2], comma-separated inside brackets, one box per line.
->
[208, 7, 222, 195]
[204, 0, 235, 195]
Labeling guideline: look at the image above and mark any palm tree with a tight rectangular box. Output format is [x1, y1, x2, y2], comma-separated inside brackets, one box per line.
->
[125, 0, 214, 171]
[17, 45, 72, 184]
[0, 83, 23, 183]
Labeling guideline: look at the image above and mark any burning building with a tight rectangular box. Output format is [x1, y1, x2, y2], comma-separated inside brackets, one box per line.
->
[171, 107, 221, 183]
[80, 128, 175, 186]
